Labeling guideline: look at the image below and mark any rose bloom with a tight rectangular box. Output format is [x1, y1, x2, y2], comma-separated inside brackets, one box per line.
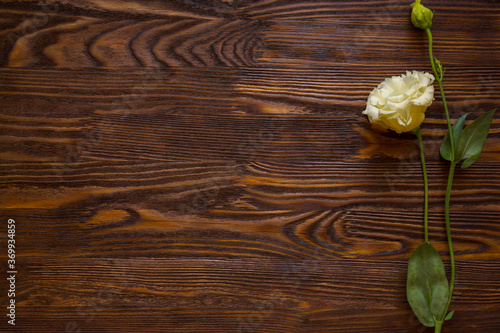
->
[363, 71, 435, 133]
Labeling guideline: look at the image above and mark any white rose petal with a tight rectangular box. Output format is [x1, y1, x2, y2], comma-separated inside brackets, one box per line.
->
[362, 71, 435, 133]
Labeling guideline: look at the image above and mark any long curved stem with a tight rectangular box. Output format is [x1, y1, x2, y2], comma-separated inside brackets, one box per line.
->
[425, 28, 456, 323]
[415, 127, 429, 242]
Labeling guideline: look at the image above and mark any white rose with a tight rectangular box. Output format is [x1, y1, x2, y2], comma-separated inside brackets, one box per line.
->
[363, 70, 435, 133]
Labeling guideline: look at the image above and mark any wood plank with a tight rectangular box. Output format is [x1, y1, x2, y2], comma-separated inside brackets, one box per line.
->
[0, 258, 498, 332]
[0, 0, 498, 67]
[1, 67, 497, 115]
[0, 68, 498, 164]
[1, 205, 499, 259]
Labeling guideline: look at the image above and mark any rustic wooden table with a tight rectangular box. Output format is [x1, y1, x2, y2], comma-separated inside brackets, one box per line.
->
[0, 0, 499, 332]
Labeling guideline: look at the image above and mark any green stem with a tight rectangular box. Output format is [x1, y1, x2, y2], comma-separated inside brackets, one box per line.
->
[425, 28, 456, 323]
[443, 162, 456, 318]
[415, 127, 429, 242]
[434, 320, 443, 333]
[425, 28, 454, 155]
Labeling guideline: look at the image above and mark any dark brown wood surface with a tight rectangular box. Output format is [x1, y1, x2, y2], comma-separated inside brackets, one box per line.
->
[0, 0, 499, 332]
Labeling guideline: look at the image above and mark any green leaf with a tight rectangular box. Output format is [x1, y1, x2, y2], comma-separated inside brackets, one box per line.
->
[407, 242, 449, 327]
[440, 113, 468, 161]
[444, 310, 455, 321]
[455, 109, 496, 168]
[461, 153, 480, 169]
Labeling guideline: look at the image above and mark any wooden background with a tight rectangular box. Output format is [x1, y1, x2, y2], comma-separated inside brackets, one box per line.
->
[0, 0, 499, 332]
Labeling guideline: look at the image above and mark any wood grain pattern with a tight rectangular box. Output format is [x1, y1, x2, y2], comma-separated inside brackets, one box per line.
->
[0, 0, 499, 332]
[2, 207, 500, 260]
[0, 0, 498, 68]
[1, 258, 499, 332]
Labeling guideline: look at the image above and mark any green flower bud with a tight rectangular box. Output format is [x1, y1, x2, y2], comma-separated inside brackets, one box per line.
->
[410, 0, 433, 30]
